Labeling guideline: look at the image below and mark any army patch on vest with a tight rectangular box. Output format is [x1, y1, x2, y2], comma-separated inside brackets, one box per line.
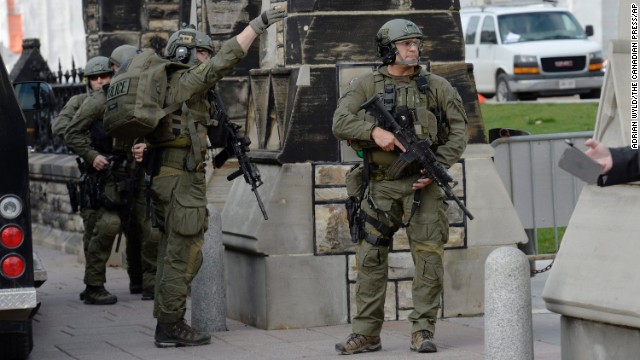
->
[107, 78, 130, 100]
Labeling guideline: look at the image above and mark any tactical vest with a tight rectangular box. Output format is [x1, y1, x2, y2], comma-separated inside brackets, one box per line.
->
[146, 75, 209, 147]
[373, 68, 438, 141]
[366, 68, 441, 170]
[146, 73, 211, 171]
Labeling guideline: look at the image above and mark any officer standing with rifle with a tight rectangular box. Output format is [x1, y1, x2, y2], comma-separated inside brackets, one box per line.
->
[332, 19, 468, 354]
[132, 7, 285, 348]
[53, 60, 99, 293]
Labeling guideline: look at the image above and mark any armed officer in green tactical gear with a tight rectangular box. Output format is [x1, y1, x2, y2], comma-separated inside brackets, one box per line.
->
[332, 19, 468, 355]
[52, 60, 104, 302]
[108, 44, 162, 301]
[131, 7, 286, 348]
[65, 51, 147, 305]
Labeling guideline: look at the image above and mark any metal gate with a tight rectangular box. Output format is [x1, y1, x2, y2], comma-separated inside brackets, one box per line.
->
[491, 131, 594, 253]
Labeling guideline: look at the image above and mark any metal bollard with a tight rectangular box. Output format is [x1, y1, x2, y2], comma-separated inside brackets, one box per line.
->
[191, 204, 227, 332]
[485, 247, 533, 360]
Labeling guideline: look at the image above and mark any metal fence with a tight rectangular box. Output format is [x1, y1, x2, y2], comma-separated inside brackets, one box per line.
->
[491, 131, 594, 254]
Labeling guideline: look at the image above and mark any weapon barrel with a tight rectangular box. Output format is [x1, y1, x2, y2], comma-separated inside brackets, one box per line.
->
[254, 188, 268, 220]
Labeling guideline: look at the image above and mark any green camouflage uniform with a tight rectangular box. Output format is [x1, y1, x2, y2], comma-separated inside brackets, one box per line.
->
[332, 65, 467, 336]
[147, 38, 245, 324]
[64, 90, 144, 290]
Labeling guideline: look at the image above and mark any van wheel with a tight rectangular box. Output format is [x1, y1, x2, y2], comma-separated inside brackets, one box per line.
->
[517, 93, 538, 101]
[496, 74, 517, 102]
[580, 89, 601, 99]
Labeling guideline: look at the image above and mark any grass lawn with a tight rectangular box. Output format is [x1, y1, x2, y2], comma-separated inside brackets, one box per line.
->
[536, 227, 566, 254]
[479, 101, 597, 253]
[480, 101, 599, 137]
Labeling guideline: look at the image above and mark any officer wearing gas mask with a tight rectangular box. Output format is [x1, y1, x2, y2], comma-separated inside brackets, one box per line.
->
[130, 8, 287, 348]
[332, 19, 468, 354]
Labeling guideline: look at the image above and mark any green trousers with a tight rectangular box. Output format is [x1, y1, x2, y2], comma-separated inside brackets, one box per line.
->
[151, 167, 207, 323]
[80, 207, 98, 256]
[352, 175, 448, 336]
[84, 205, 121, 286]
[83, 178, 145, 288]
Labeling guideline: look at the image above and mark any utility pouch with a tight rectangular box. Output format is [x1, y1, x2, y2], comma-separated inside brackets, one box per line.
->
[395, 105, 413, 130]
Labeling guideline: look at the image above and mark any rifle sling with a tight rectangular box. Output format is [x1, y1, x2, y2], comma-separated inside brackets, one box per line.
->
[362, 150, 422, 236]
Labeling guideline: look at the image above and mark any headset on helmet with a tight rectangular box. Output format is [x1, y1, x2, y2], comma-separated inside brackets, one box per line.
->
[376, 19, 424, 65]
[164, 24, 214, 65]
[84, 56, 114, 78]
[109, 44, 140, 68]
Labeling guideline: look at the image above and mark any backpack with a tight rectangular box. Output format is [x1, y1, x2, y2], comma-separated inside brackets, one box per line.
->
[103, 50, 189, 141]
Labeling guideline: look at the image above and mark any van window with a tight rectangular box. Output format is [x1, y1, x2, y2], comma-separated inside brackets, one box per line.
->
[498, 11, 587, 43]
[480, 16, 497, 44]
[465, 16, 480, 44]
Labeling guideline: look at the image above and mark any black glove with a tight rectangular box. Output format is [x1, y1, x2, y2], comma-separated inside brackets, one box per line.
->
[249, 7, 287, 34]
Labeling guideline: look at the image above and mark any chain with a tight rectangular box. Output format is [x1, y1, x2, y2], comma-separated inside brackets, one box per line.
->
[531, 259, 554, 275]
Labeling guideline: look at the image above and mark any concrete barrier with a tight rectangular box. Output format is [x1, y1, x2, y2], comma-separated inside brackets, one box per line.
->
[191, 204, 226, 332]
[485, 247, 533, 360]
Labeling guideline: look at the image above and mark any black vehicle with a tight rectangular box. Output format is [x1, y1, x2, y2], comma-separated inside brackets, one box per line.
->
[0, 54, 46, 359]
[13, 80, 63, 153]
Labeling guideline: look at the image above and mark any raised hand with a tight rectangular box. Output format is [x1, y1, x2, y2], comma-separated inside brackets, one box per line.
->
[249, 6, 287, 34]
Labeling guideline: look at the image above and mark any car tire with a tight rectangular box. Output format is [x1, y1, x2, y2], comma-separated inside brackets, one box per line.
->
[496, 74, 517, 102]
[517, 93, 538, 101]
[579, 89, 601, 99]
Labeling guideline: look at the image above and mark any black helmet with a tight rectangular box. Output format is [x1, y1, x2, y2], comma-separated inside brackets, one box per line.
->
[164, 24, 214, 65]
[376, 19, 424, 65]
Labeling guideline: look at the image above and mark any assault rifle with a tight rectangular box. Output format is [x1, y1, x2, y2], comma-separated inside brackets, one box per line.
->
[211, 91, 268, 220]
[360, 95, 474, 220]
[115, 156, 141, 252]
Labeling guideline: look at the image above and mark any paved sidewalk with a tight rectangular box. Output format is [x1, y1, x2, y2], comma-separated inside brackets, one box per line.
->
[30, 245, 560, 360]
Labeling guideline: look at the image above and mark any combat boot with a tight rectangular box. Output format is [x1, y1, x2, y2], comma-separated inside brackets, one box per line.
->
[154, 319, 211, 347]
[410, 330, 437, 353]
[335, 333, 381, 355]
[129, 282, 143, 294]
[83, 285, 117, 305]
[141, 290, 154, 301]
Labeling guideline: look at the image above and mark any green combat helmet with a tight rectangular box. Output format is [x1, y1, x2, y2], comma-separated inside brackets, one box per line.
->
[376, 19, 424, 65]
[84, 56, 114, 78]
[109, 44, 140, 69]
[164, 24, 214, 66]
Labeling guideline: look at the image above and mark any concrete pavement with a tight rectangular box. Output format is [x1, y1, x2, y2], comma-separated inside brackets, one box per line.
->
[30, 244, 561, 360]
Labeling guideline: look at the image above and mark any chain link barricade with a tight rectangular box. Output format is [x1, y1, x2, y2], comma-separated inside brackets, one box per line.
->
[528, 254, 555, 275]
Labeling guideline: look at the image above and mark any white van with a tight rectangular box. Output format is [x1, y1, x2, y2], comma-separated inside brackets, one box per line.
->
[460, 4, 604, 101]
